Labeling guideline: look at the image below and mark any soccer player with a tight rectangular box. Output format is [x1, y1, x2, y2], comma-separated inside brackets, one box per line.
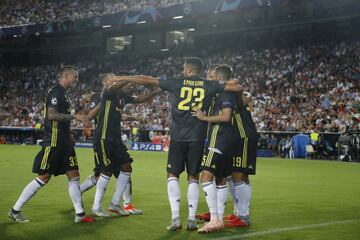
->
[195, 91, 255, 225]
[8, 66, 95, 223]
[191, 65, 237, 233]
[80, 73, 159, 215]
[224, 90, 259, 228]
[90, 73, 160, 217]
[109, 57, 242, 231]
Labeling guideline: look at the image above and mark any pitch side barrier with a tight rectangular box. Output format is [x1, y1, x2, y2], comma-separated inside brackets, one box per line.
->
[0, 127, 343, 146]
[2, 127, 357, 159]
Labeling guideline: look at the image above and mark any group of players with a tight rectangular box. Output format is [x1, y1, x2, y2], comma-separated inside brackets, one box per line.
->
[8, 57, 258, 233]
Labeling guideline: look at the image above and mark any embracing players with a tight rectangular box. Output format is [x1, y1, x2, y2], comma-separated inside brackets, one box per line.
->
[107, 57, 242, 231]
[80, 72, 159, 215]
[192, 64, 238, 232]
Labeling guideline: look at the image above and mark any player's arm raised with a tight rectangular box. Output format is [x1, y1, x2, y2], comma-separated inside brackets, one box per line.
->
[192, 108, 232, 123]
[113, 75, 160, 87]
[104, 79, 129, 93]
[133, 87, 161, 103]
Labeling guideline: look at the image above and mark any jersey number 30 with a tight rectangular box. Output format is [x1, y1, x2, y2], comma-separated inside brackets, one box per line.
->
[178, 87, 205, 111]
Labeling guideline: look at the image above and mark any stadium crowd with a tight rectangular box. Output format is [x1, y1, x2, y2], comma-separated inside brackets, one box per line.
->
[0, 40, 359, 135]
[0, 0, 193, 28]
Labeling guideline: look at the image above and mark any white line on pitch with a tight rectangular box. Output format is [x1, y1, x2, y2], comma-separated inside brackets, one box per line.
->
[213, 219, 360, 240]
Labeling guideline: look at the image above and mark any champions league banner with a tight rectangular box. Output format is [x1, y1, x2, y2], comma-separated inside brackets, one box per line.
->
[0, 0, 284, 38]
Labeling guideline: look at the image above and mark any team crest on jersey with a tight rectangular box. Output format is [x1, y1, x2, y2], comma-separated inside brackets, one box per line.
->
[51, 97, 58, 105]
[90, 102, 96, 108]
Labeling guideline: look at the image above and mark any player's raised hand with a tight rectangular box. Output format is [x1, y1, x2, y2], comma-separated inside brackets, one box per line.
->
[191, 109, 206, 121]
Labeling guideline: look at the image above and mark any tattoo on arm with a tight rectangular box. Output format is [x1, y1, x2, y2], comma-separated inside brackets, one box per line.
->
[48, 108, 74, 121]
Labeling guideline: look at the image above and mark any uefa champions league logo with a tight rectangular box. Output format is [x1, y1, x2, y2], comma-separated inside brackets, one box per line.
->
[21, 26, 27, 34]
[93, 17, 101, 27]
[183, 3, 192, 15]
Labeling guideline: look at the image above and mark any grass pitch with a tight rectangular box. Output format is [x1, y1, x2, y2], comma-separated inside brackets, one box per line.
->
[0, 144, 359, 240]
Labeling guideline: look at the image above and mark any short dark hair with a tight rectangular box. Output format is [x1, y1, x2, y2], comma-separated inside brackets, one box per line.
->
[117, 70, 130, 75]
[185, 57, 203, 73]
[60, 65, 77, 74]
[208, 64, 220, 72]
[215, 64, 233, 81]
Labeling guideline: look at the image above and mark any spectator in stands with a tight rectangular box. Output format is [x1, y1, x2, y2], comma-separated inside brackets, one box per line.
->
[0, 0, 193, 28]
[0, 39, 359, 140]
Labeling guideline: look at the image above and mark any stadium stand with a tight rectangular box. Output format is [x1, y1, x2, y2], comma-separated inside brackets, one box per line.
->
[0, 0, 193, 27]
[0, 39, 359, 133]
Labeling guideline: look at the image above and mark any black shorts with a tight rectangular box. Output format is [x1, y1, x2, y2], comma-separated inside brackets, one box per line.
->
[232, 137, 258, 175]
[92, 151, 134, 178]
[94, 140, 132, 173]
[167, 140, 204, 176]
[32, 146, 78, 176]
[201, 149, 232, 178]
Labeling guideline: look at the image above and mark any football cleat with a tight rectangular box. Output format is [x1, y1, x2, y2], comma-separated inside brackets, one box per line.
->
[195, 212, 210, 222]
[224, 216, 250, 228]
[186, 219, 199, 231]
[91, 207, 110, 217]
[8, 209, 29, 223]
[108, 203, 130, 216]
[223, 213, 238, 222]
[123, 204, 142, 215]
[198, 219, 224, 233]
[166, 217, 182, 231]
[75, 214, 96, 223]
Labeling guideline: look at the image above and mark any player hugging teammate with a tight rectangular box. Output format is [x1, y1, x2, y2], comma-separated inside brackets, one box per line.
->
[192, 64, 259, 232]
[8, 59, 258, 234]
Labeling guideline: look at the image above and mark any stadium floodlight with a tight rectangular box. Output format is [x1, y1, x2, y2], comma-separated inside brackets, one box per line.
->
[188, 28, 195, 31]
[102, 25, 112, 28]
[173, 16, 183, 19]
[137, 21, 146, 24]
[150, 40, 156, 43]
[161, 48, 169, 52]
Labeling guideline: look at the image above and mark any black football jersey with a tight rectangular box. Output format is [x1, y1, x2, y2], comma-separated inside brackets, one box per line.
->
[93, 90, 134, 144]
[42, 84, 72, 147]
[206, 92, 237, 154]
[89, 92, 101, 127]
[159, 75, 225, 142]
[234, 104, 259, 140]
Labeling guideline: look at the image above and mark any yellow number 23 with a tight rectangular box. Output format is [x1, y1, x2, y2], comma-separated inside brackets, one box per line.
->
[178, 87, 205, 111]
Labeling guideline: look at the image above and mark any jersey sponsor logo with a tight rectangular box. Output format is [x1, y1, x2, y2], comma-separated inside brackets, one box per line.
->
[211, 164, 216, 169]
[248, 165, 253, 169]
[167, 163, 172, 168]
[51, 97, 58, 105]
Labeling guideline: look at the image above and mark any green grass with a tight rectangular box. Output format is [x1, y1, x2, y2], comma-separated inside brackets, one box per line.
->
[0, 144, 360, 240]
